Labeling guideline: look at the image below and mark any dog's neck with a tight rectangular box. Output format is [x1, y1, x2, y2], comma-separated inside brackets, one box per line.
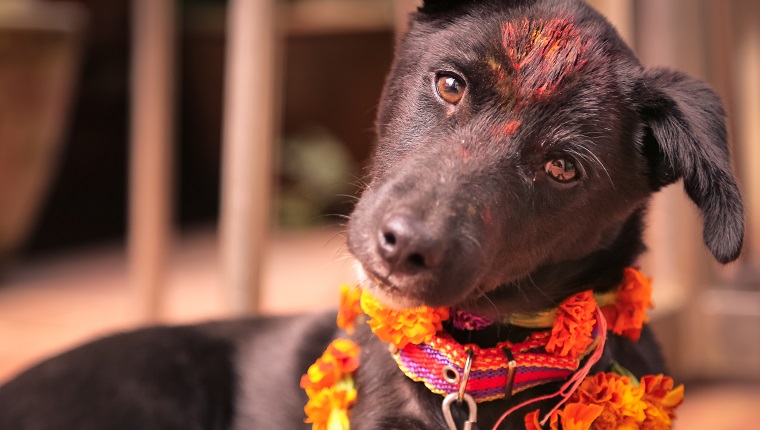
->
[487, 210, 648, 318]
[539, 211, 645, 286]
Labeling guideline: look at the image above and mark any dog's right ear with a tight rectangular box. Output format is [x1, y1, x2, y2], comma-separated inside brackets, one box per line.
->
[637, 68, 744, 264]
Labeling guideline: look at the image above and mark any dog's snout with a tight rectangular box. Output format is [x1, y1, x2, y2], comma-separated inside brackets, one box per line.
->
[378, 213, 444, 272]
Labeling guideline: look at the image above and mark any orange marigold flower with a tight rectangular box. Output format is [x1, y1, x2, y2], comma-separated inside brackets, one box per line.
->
[525, 403, 602, 430]
[640, 374, 684, 429]
[337, 285, 363, 333]
[325, 338, 362, 374]
[300, 339, 361, 395]
[602, 268, 654, 341]
[546, 290, 597, 359]
[525, 410, 543, 430]
[301, 357, 340, 395]
[359, 291, 450, 349]
[304, 384, 357, 430]
[640, 374, 684, 411]
[572, 372, 646, 429]
[558, 403, 604, 430]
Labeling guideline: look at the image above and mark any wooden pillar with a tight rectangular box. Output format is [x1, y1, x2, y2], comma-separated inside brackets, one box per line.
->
[129, 0, 175, 322]
[585, 0, 635, 47]
[219, 0, 278, 315]
[636, 0, 708, 305]
[393, 0, 420, 39]
[734, 0, 760, 268]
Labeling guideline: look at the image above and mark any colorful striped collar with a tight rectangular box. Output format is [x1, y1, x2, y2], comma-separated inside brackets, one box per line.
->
[392, 315, 603, 404]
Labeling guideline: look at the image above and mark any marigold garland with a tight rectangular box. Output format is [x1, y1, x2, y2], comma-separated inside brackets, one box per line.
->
[301, 339, 361, 430]
[359, 291, 450, 349]
[601, 268, 654, 341]
[303, 268, 677, 430]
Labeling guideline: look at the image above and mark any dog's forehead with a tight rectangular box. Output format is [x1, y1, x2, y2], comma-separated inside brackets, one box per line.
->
[445, 13, 603, 140]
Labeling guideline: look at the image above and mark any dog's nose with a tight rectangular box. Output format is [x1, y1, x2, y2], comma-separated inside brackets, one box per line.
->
[377, 213, 444, 272]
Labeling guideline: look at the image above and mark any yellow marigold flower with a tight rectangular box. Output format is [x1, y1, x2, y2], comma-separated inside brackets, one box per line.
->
[546, 290, 597, 359]
[327, 407, 351, 430]
[304, 383, 357, 430]
[359, 290, 450, 349]
[601, 268, 654, 341]
[337, 285, 363, 334]
[572, 372, 646, 429]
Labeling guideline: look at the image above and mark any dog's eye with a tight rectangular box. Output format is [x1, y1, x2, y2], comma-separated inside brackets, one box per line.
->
[436, 74, 465, 104]
[545, 158, 578, 183]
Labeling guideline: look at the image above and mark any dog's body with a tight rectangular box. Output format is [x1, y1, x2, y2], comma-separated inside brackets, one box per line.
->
[0, 0, 744, 429]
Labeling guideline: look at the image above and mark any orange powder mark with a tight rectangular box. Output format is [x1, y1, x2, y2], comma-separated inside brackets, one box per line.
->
[503, 120, 521, 135]
[501, 18, 589, 100]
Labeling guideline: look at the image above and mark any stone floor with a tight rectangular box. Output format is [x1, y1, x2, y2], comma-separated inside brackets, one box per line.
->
[1, 227, 758, 428]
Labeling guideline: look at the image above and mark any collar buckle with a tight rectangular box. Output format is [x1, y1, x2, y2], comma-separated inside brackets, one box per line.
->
[501, 346, 518, 399]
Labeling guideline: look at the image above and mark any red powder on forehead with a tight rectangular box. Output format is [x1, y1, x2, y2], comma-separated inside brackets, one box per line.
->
[503, 120, 521, 135]
[501, 18, 589, 100]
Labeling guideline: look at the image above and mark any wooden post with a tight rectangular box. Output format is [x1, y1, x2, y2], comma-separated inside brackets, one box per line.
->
[393, 0, 420, 39]
[219, 0, 278, 315]
[129, 0, 175, 322]
[585, 0, 635, 47]
[735, 0, 760, 269]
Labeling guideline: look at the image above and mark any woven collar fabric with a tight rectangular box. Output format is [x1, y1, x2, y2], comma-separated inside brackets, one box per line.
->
[393, 323, 601, 403]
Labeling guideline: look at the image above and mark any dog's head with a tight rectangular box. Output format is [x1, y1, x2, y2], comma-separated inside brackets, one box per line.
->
[347, 0, 744, 316]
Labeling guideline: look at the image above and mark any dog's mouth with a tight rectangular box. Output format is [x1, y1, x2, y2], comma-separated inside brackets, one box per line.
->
[355, 263, 430, 310]
[353, 260, 499, 312]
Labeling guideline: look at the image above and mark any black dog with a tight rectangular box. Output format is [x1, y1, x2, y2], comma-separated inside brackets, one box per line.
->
[0, 0, 744, 429]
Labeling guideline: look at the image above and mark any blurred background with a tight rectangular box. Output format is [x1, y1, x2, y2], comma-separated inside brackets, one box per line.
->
[0, 0, 758, 427]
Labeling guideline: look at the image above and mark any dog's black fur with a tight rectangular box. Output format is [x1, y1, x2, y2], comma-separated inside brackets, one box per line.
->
[0, 0, 744, 429]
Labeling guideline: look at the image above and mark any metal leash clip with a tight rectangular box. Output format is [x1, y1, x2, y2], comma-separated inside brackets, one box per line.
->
[442, 349, 477, 430]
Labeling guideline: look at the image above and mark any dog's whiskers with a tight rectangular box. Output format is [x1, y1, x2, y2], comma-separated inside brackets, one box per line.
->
[574, 142, 615, 189]
[461, 231, 483, 251]
[334, 194, 360, 203]
[475, 286, 504, 324]
[526, 273, 559, 306]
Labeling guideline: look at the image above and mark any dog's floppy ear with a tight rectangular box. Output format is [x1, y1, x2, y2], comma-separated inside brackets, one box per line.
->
[638, 68, 744, 264]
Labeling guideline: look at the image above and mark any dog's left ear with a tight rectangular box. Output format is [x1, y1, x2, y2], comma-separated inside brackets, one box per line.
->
[638, 68, 744, 264]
